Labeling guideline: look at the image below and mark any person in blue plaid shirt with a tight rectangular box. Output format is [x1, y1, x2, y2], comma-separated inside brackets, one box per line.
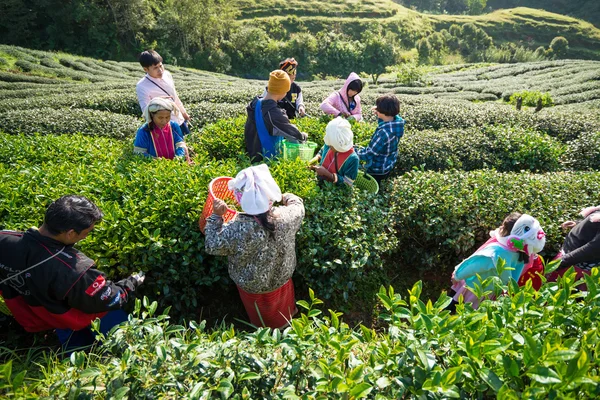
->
[356, 94, 405, 184]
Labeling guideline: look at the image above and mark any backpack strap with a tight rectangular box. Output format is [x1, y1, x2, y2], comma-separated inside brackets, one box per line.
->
[255, 99, 278, 158]
[145, 76, 172, 97]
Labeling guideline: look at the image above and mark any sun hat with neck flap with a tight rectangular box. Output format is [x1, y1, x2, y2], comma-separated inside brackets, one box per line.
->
[143, 97, 179, 124]
[324, 117, 354, 153]
[228, 164, 282, 215]
[267, 70, 291, 96]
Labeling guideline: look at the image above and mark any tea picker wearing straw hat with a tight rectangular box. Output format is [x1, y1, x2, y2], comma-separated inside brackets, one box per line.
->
[204, 164, 305, 329]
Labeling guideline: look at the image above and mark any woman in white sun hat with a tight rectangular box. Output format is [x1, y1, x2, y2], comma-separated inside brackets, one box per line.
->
[204, 164, 305, 329]
[309, 116, 359, 187]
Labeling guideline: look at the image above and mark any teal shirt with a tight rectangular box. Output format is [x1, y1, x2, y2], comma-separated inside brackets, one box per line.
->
[455, 243, 526, 290]
[318, 144, 359, 187]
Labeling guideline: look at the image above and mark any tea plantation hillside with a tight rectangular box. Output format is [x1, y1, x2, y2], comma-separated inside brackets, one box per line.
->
[2, 46, 600, 398]
[4, 0, 600, 79]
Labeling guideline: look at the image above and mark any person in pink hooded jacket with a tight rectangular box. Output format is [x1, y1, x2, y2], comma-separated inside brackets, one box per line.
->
[320, 72, 363, 122]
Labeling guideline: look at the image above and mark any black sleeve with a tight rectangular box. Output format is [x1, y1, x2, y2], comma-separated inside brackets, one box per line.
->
[65, 267, 140, 314]
[561, 231, 600, 268]
[267, 109, 304, 141]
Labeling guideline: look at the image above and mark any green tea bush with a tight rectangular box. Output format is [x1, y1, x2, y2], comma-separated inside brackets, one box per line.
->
[106, 60, 142, 73]
[16, 271, 600, 398]
[432, 91, 500, 101]
[15, 59, 100, 82]
[0, 90, 140, 115]
[295, 116, 376, 146]
[0, 81, 60, 91]
[0, 81, 130, 95]
[59, 58, 107, 77]
[185, 102, 247, 128]
[83, 59, 133, 75]
[401, 100, 600, 141]
[76, 59, 137, 80]
[78, 91, 141, 115]
[531, 107, 600, 141]
[4, 45, 53, 60]
[5, 133, 600, 318]
[39, 56, 64, 69]
[189, 115, 598, 175]
[562, 131, 600, 170]
[0, 71, 64, 84]
[189, 116, 246, 160]
[394, 62, 426, 86]
[0, 108, 139, 138]
[387, 170, 600, 272]
[0, 133, 125, 166]
[297, 187, 398, 304]
[555, 89, 600, 105]
[551, 80, 600, 97]
[179, 86, 259, 104]
[0, 46, 38, 63]
[508, 90, 554, 107]
[396, 125, 566, 173]
[428, 60, 600, 106]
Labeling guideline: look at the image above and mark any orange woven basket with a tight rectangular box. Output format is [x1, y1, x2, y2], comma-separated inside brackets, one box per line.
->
[198, 177, 238, 234]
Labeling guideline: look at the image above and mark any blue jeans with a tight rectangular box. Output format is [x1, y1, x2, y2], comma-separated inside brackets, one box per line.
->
[56, 310, 128, 352]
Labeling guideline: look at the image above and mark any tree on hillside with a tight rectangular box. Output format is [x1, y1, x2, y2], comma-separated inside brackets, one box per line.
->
[446, 0, 469, 14]
[156, 0, 238, 64]
[447, 24, 462, 51]
[0, 0, 120, 58]
[315, 32, 364, 78]
[486, 0, 600, 29]
[466, 0, 487, 15]
[361, 31, 396, 84]
[550, 36, 569, 58]
[428, 31, 447, 64]
[221, 27, 281, 77]
[397, 0, 489, 14]
[416, 37, 432, 64]
[104, 0, 155, 51]
[459, 23, 493, 61]
[0, 0, 39, 46]
[284, 32, 319, 78]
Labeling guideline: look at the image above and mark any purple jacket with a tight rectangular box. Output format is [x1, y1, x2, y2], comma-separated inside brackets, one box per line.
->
[320, 72, 363, 122]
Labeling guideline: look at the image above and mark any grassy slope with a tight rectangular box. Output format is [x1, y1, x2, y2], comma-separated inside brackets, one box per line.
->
[237, 1, 600, 58]
[236, 0, 406, 18]
[429, 7, 600, 56]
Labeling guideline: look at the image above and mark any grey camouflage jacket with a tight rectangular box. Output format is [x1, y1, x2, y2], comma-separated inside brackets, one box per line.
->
[204, 194, 305, 293]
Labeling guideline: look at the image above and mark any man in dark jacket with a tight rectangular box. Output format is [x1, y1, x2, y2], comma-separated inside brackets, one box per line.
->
[245, 69, 307, 162]
[547, 206, 600, 286]
[0, 195, 144, 349]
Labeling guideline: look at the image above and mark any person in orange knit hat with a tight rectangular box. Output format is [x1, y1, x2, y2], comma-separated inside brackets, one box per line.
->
[245, 70, 307, 162]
